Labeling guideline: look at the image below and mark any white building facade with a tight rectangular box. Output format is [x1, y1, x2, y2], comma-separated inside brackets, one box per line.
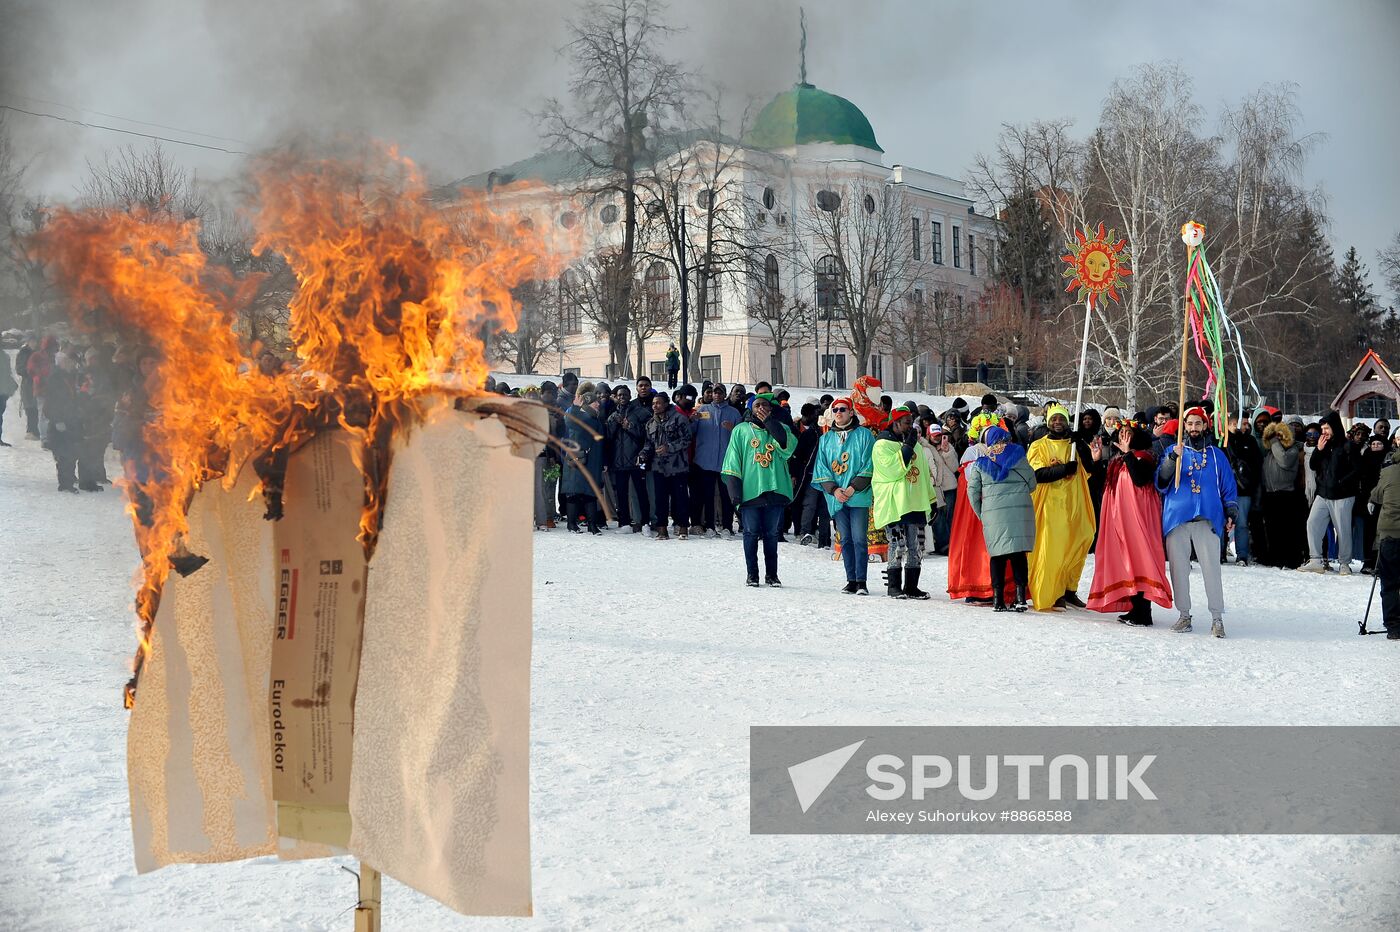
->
[457, 80, 997, 391]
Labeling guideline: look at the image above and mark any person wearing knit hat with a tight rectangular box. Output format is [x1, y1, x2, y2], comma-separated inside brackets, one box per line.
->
[722, 393, 798, 586]
[872, 406, 935, 599]
[1157, 405, 1239, 637]
[1102, 407, 1124, 435]
[1026, 402, 1100, 610]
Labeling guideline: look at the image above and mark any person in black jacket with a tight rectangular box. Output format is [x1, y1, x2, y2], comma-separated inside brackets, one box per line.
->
[789, 404, 831, 547]
[605, 385, 649, 532]
[1355, 431, 1387, 572]
[44, 354, 82, 492]
[1302, 410, 1360, 574]
[1077, 408, 1108, 549]
[1222, 418, 1263, 565]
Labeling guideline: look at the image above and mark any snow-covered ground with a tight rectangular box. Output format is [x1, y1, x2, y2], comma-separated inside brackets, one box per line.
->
[1, 422, 1398, 931]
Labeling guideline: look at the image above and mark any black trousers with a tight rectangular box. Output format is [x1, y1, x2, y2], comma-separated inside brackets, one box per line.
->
[611, 468, 649, 527]
[78, 436, 107, 486]
[1259, 489, 1305, 568]
[1377, 537, 1400, 634]
[652, 472, 690, 529]
[799, 483, 831, 545]
[51, 426, 77, 489]
[989, 552, 1029, 587]
[693, 467, 731, 531]
[24, 397, 39, 435]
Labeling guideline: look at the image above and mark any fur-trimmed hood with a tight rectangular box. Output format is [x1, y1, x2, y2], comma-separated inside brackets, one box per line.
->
[1262, 421, 1295, 449]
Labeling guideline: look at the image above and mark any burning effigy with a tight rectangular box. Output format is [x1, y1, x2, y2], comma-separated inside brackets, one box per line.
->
[30, 147, 564, 917]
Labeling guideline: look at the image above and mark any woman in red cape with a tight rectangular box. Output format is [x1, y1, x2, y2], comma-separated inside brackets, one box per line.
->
[1088, 422, 1173, 624]
[946, 460, 1014, 602]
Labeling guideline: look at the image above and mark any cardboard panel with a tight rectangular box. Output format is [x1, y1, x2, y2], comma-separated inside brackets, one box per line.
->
[348, 399, 541, 917]
[270, 430, 368, 817]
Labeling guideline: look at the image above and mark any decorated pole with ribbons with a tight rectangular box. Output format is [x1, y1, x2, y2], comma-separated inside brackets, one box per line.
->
[1174, 220, 1260, 487]
[1060, 222, 1132, 460]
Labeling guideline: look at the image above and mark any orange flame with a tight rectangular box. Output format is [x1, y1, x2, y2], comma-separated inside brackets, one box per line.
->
[32, 146, 564, 703]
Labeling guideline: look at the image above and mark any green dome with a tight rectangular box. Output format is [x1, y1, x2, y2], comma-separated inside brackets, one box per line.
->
[745, 83, 883, 153]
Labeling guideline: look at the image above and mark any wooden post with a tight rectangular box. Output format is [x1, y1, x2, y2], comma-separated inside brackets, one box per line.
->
[355, 862, 382, 932]
[1069, 293, 1094, 462]
[1174, 243, 1195, 489]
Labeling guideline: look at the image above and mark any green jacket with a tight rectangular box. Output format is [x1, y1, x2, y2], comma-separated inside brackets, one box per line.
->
[722, 421, 798, 504]
[872, 432, 934, 527]
[1371, 459, 1400, 542]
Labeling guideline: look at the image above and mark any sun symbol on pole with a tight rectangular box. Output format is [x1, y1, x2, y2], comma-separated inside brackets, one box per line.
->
[1061, 222, 1132, 304]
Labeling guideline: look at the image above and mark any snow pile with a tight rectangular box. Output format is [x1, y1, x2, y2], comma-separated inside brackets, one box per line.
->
[0, 426, 1396, 929]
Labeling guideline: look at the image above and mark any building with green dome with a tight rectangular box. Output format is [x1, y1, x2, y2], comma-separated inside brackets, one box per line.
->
[455, 70, 997, 392]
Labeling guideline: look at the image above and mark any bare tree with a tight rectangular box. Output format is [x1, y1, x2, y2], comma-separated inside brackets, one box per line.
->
[1081, 63, 1215, 410]
[800, 176, 917, 379]
[887, 274, 973, 392]
[537, 0, 688, 378]
[747, 283, 811, 385]
[636, 91, 770, 379]
[1379, 232, 1400, 305]
[493, 279, 567, 374]
[81, 142, 207, 219]
[561, 250, 640, 376]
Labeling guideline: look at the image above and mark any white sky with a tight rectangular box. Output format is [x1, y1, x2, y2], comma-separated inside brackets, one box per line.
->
[3, 0, 1397, 301]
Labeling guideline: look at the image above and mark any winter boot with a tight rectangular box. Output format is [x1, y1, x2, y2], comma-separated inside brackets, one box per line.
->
[855, 581, 869, 596]
[765, 575, 783, 588]
[1171, 614, 1193, 633]
[1013, 585, 1029, 613]
[655, 528, 670, 541]
[1211, 615, 1226, 638]
[1127, 594, 1154, 626]
[746, 574, 760, 587]
[992, 588, 1008, 613]
[903, 567, 931, 600]
[1062, 590, 1086, 608]
[886, 566, 907, 599]
[842, 581, 860, 594]
[799, 533, 815, 546]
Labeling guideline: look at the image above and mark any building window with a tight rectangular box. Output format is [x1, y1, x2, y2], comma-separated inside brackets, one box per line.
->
[600, 203, 618, 224]
[703, 272, 722, 319]
[644, 261, 671, 316]
[558, 274, 582, 335]
[770, 353, 782, 384]
[559, 211, 577, 229]
[863, 193, 876, 214]
[696, 188, 714, 209]
[931, 221, 943, 265]
[820, 353, 848, 390]
[912, 217, 921, 261]
[912, 287, 924, 308]
[763, 253, 781, 311]
[952, 225, 962, 268]
[565, 366, 582, 378]
[762, 186, 776, 210]
[700, 354, 721, 384]
[868, 354, 883, 383]
[815, 254, 841, 319]
[968, 233, 976, 275]
[817, 190, 841, 212]
[650, 361, 667, 383]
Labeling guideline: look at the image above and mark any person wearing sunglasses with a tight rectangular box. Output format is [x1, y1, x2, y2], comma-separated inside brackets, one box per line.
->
[812, 397, 876, 594]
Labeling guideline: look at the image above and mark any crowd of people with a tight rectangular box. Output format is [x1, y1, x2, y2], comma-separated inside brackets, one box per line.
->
[2, 334, 158, 492]
[517, 371, 1400, 641]
[5, 334, 1396, 641]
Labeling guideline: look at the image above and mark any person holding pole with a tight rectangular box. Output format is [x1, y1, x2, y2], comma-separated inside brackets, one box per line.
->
[1158, 406, 1238, 638]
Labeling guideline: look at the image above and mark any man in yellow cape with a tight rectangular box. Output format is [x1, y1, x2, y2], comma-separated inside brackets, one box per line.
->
[1027, 403, 1100, 610]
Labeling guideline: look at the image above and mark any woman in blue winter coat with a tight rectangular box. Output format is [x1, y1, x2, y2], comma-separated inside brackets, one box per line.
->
[966, 425, 1037, 612]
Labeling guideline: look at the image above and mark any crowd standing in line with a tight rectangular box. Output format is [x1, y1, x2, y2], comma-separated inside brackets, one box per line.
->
[514, 369, 1398, 641]
[6, 332, 1396, 642]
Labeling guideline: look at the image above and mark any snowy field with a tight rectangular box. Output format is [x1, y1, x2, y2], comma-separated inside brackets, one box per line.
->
[2, 427, 1398, 931]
